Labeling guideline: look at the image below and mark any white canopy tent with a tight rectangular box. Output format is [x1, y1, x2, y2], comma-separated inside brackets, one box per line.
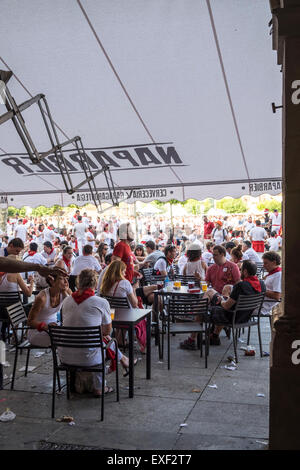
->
[0, 0, 281, 208]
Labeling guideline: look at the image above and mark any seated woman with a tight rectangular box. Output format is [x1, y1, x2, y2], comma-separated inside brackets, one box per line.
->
[95, 243, 109, 270]
[100, 260, 158, 308]
[183, 243, 207, 280]
[134, 244, 146, 262]
[27, 273, 71, 347]
[0, 254, 34, 298]
[231, 245, 243, 271]
[58, 269, 131, 396]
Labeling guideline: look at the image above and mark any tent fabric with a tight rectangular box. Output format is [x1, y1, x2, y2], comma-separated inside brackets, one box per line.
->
[0, 0, 281, 208]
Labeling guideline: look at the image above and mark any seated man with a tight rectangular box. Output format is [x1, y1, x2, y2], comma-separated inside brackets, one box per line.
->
[208, 260, 266, 345]
[260, 251, 281, 316]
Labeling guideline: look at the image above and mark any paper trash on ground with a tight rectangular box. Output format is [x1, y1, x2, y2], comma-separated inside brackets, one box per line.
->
[33, 352, 45, 358]
[180, 423, 188, 427]
[257, 393, 266, 397]
[18, 366, 36, 372]
[208, 384, 218, 389]
[0, 409, 16, 422]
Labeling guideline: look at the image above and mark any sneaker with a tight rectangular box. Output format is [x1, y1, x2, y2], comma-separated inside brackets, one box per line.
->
[180, 339, 197, 350]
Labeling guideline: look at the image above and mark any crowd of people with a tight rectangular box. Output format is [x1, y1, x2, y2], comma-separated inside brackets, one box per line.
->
[0, 207, 282, 396]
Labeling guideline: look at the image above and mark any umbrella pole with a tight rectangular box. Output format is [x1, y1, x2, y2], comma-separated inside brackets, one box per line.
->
[170, 202, 174, 242]
[134, 201, 139, 243]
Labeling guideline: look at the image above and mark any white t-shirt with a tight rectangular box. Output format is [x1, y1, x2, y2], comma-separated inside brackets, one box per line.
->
[22, 251, 47, 277]
[270, 213, 282, 228]
[74, 222, 87, 240]
[58, 295, 111, 365]
[153, 257, 168, 274]
[43, 228, 55, 243]
[243, 248, 261, 263]
[244, 222, 255, 233]
[15, 225, 27, 242]
[266, 237, 280, 251]
[202, 251, 214, 265]
[71, 255, 101, 275]
[261, 271, 281, 315]
[212, 228, 227, 245]
[184, 260, 205, 278]
[86, 231, 95, 249]
[178, 254, 188, 274]
[250, 227, 267, 241]
[108, 279, 133, 299]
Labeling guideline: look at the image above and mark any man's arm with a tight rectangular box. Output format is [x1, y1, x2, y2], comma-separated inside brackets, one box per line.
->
[0, 256, 68, 277]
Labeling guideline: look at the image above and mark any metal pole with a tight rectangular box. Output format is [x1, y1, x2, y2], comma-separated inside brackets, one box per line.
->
[170, 202, 174, 242]
[134, 201, 138, 243]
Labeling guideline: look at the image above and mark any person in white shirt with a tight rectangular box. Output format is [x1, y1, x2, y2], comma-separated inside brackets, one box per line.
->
[59, 269, 131, 395]
[86, 226, 96, 250]
[73, 216, 87, 256]
[211, 221, 228, 245]
[260, 251, 281, 315]
[249, 220, 267, 253]
[43, 224, 56, 243]
[41, 241, 58, 264]
[15, 219, 27, 243]
[22, 242, 47, 277]
[270, 209, 282, 234]
[82, 212, 90, 227]
[35, 224, 45, 248]
[242, 240, 261, 263]
[183, 243, 207, 280]
[202, 242, 215, 265]
[71, 245, 101, 276]
[243, 216, 255, 236]
[266, 231, 281, 252]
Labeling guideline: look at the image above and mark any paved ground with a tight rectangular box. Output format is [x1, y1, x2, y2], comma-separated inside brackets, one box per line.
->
[0, 320, 270, 450]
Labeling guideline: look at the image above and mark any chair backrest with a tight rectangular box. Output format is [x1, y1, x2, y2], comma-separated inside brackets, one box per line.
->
[150, 274, 167, 284]
[234, 293, 265, 313]
[173, 275, 200, 287]
[141, 268, 153, 283]
[168, 297, 209, 318]
[48, 325, 103, 349]
[6, 302, 27, 327]
[0, 291, 21, 307]
[100, 295, 131, 309]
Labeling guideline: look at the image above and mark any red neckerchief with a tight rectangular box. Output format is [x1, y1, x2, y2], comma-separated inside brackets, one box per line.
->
[63, 255, 71, 268]
[48, 226, 53, 230]
[72, 288, 95, 305]
[28, 250, 37, 256]
[267, 267, 282, 277]
[243, 276, 262, 292]
[166, 257, 173, 266]
[49, 248, 54, 254]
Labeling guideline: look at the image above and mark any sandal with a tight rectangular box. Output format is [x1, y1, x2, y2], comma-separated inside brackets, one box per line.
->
[123, 358, 138, 377]
[93, 386, 114, 397]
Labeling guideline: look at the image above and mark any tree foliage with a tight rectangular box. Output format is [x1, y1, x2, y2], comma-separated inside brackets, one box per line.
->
[216, 198, 247, 213]
[257, 200, 281, 212]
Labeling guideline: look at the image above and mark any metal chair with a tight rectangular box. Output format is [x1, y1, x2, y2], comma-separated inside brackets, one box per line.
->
[165, 297, 210, 369]
[6, 301, 59, 390]
[0, 291, 22, 342]
[48, 325, 119, 421]
[100, 295, 131, 350]
[247, 298, 281, 344]
[255, 262, 265, 280]
[211, 293, 265, 363]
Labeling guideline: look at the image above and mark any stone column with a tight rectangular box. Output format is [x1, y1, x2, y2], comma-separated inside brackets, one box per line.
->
[269, 1, 300, 450]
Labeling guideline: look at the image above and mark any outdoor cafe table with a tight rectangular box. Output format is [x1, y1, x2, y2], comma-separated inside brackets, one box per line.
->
[112, 307, 151, 398]
[153, 285, 204, 359]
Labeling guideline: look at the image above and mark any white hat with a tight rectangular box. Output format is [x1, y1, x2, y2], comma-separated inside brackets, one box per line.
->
[188, 243, 202, 251]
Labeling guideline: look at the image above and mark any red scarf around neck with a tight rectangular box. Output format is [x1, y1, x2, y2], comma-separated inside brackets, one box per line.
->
[28, 250, 37, 256]
[267, 267, 282, 277]
[63, 255, 71, 268]
[72, 288, 95, 305]
[243, 276, 262, 292]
